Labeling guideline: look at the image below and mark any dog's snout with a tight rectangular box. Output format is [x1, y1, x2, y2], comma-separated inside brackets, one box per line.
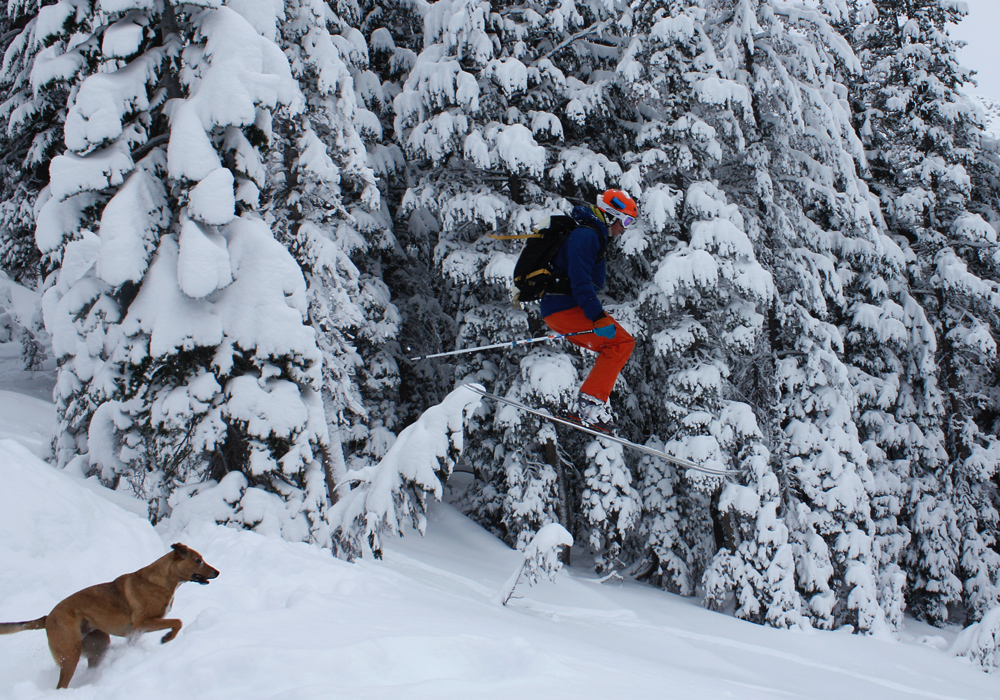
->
[190, 563, 219, 584]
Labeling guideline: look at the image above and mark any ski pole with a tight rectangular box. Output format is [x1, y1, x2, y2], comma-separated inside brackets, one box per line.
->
[409, 330, 595, 361]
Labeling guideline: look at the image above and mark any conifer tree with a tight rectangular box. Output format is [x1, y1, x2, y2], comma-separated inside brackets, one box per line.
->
[851, 0, 1000, 625]
[361, 0, 644, 551]
[613, 0, 778, 596]
[582, 439, 640, 573]
[0, 1, 71, 284]
[643, 0, 896, 631]
[270, 0, 401, 503]
[37, 2, 332, 539]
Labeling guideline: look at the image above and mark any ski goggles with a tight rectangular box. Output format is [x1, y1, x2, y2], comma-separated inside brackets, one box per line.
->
[606, 197, 637, 227]
[607, 210, 636, 228]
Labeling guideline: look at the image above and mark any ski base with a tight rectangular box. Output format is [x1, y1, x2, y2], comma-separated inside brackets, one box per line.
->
[465, 384, 738, 477]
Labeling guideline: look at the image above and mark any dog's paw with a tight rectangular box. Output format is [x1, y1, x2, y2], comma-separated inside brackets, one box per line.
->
[161, 631, 178, 644]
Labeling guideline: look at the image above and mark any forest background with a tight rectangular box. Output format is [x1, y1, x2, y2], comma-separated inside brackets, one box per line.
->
[3, 0, 1000, 640]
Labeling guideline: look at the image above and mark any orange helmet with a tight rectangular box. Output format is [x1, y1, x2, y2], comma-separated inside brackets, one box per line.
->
[597, 189, 638, 226]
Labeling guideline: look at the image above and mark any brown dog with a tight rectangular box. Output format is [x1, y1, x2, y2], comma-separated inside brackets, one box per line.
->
[0, 543, 219, 689]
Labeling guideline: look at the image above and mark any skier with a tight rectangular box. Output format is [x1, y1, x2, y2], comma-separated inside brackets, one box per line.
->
[541, 189, 638, 432]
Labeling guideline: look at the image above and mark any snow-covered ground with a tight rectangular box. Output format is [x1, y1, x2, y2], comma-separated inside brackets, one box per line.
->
[0, 361, 997, 699]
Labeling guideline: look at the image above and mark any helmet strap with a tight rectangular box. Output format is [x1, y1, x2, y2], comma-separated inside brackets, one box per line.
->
[592, 205, 611, 225]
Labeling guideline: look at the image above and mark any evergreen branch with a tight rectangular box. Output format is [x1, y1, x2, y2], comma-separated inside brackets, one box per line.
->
[131, 134, 169, 162]
[537, 20, 610, 63]
[946, 239, 994, 249]
[0, 27, 23, 50]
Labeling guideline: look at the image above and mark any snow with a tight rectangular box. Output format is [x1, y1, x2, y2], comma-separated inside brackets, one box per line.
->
[640, 183, 683, 233]
[719, 482, 761, 517]
[186, 167, 236, 225]
[34, 2, 76, 45]
[96, 167, 167, 286]
[0, 391, 53, 457]
[330, 385, 482, 556]
[122, 216, 318, 362]
[176, 216, 233, 298]
[190, 8, 302, 126]
[549, 147, 624, 191]
[101, 19, 145, 59]
[118, 234, 223, 357]
[166, 102, 222, 183]
[29, 46, 86, 95]
[493, 124, 546, 177]
[0, 272, 44, 338]
[529, 110, 563, 139]
[518, 352, 578, 405]
[98, 0, 156, 12]
[64, 53, 159, 153]
[48, 145, 134, 202]
[655, 249, 720, 296]
[226, 0, 284, 41]
[485, 57, 529, 95]
[954, 607, 1000, 671]
[0, 373, 999, 698]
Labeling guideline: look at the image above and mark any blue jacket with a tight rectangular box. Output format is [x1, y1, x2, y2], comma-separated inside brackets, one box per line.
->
[539, 205, 609, 321]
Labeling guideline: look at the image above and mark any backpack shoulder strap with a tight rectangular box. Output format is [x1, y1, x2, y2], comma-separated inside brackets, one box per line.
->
[488, 232, 543, 240]
[567, 216, 608, 261]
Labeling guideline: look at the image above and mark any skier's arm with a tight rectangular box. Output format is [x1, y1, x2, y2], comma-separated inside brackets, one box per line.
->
[565, 229, 604, 321]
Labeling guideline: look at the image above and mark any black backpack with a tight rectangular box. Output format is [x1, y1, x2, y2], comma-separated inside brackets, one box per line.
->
[491, 213, 602, 306]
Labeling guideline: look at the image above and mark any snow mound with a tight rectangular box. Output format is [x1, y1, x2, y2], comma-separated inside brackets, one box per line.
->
[0, 440, 163, 617]
[0, 391, 54, 457]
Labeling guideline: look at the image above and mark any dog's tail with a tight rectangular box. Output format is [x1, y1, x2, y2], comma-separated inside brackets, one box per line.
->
[0, 617, 46, 634]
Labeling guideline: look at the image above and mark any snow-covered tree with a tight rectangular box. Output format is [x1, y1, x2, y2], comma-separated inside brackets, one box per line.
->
[700, 399, 807, 628]
[479, 353, 580, 550]
[704, 475, 806, 629]
[36, 2, 333, 539]
[582, 439, 640, 573]
[849, 0, 1000, 626]
[596, 0, 910, 631]
[360, 0, 646, 555]
[495, 521, 574, 605]
[268, 0, 402, 503]
[0, 269, 49, 370]
[619, 175, 773, 593]
[952, 606, 1000, 673]
[0, 1, 61, 284]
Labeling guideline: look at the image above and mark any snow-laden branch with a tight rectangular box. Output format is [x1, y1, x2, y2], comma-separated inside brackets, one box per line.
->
[953, 607, 1000, 672]
[329, 384, 484, 559]
[538, 20, 610, 63]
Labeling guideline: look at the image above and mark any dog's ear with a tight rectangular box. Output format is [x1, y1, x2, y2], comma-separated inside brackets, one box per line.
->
[171, 543, 190, 557]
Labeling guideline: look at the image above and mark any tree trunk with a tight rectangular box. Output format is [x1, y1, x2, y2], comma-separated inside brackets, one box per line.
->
[324, 423, 351, 506]
[545, 438, 571, 565]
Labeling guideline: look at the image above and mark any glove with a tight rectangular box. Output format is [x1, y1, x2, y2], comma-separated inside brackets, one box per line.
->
[593, 313, 616, 339]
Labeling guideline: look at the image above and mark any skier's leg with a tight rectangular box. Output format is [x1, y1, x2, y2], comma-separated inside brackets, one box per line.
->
[543, 307, 635, 402]
[544, 306, 598, 351]
[580, 320, 634, 402]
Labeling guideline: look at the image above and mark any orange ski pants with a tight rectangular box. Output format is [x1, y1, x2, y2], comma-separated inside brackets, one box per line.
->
[543, 307, 635, 403]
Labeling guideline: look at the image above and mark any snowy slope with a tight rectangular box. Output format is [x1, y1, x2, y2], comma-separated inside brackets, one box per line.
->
[0, 379, 997, 699]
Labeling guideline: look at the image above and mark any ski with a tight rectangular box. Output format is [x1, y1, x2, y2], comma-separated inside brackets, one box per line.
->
[465, 384, 739, 477]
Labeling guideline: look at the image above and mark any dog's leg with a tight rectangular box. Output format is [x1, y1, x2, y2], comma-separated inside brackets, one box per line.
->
[82, 629, 111, 668]
[133, 618, 183, 643]
[45, 612, 83, 689]
[49, 635, 82, 689]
